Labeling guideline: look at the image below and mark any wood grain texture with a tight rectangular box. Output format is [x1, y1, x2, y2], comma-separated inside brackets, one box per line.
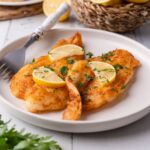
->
[0, 3, 42, 21]
[0, 15, 149, 150]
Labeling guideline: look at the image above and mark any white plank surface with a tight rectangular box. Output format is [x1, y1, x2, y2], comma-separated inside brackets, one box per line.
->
[0, 14, 150, 150]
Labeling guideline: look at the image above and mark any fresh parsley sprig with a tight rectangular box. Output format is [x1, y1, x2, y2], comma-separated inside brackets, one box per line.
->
[0, 116, 62, 150]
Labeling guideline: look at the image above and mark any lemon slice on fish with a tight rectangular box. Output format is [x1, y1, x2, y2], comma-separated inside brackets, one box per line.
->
[49, 44, 84, 62]
[91, 0, 121, 6]
[32, 66, 65, 87]
[89, 61, 116, 86]
[43, 0, 71, 22]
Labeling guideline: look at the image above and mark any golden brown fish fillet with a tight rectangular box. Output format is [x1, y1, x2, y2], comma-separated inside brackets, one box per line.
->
[63, 77, 82, 120]
[10, 33, 83, 99]
[10, 33, 84, 113]
[26, 84, 69, 113]
[25, 55, 84, 113]
[65, 49, 140, 118]
[63, 60, 94, 120]
[10, 56, 50, 99]
[82, 49, 140, 111]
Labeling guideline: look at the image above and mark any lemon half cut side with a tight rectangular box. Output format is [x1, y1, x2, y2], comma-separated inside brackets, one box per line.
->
[32, 66, 66, 88]
[49, 44, 84, 62]
[89, 61, 116, 86]
[43, 0, 71, 22]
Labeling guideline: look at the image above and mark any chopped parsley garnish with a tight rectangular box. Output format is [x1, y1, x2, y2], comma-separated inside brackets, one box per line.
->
[93, 68, 98, 71]
[114, 64, 123, 73]
[60, 66, 68, 76]
[31, 58, 35, 64]
[94, 68, 115, 73]
[101, 52, 114, 61]
[44, 66, 54, 71]
[93, 86, 98, 89]
[77, 82, 84, 88]
[32, 67, 38, 70]
[67, 58, 75, 64]
[24, 73, 30, 77]
[121, 85, 127, 89]
[111, 88, 118, 92]
[85, 74, 93, 81]
[86, 52, 93, 58]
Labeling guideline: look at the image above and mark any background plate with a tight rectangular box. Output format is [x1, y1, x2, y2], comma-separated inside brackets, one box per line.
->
[0, 0, 43, 6]
[0, 28, 150, 133]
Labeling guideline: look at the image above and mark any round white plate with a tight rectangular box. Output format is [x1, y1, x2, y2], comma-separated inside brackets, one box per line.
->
[0, 28, 150, 133]
[0, 0, 43, 6]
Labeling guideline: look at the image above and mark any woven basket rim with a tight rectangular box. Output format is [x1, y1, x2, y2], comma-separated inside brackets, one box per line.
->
[81, 0, 150, 9]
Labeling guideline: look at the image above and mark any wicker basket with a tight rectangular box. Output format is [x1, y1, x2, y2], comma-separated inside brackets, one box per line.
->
[72, 0, 150, 33]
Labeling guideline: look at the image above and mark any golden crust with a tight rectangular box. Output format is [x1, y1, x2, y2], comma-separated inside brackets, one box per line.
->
[25, 84, 69, 113]
[63, 60, 94, 120]
[82, 49, 140, 111]
[10, 33, 84, 113]
[63, 77, 82, 120]
[10, 56, 50, 99]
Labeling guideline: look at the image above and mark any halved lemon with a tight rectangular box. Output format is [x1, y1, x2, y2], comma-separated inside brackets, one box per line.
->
[91, 0, 121, 6]
[89, 61, 116, 86]
[49, 44, 84, 62]
[43, 0, 71, 22]
[127, 0, 149, 3]
[32, 66, 65, 87]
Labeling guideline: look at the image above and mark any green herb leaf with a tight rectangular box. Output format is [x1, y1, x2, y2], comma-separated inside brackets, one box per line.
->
[85, 74, 93, 81]
[101, 52, 114, 61]
[31, 58, 36, 64]
[44, 66, 54, 71]
[121, 85, 127, 89]
[67, 58, 75, 64]
[111, 88, 118, 92]
[24, 73, 30, 77]
[114, 64, 123, 73]
[86, 52, 93, 58]
[77, 82, 84, 88]
[60, 66, 68, 76]
[0, 116, 62, 150]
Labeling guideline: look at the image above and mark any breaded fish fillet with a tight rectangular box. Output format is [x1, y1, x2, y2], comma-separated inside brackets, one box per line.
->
[64, 49, 140, 120]
[10, 33, 84, 113]
[83, 49, 140, 111]
[63, 60, 94, 120]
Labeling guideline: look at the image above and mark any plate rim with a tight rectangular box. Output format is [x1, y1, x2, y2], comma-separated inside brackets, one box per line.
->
[0, 27, 150, 125]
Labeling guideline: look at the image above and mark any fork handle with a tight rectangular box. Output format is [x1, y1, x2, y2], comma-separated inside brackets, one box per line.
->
[33, 3, 70, 39]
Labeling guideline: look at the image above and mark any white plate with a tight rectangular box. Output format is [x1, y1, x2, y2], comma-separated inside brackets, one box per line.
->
[0, 0, 42, 6]
[0, 28, 150, 133]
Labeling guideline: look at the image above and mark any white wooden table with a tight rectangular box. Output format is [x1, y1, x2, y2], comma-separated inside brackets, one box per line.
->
[0, 14, 150, 150]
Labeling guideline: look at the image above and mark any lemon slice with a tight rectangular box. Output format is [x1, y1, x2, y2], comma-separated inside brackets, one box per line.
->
[91, 0, 121, 6]
[127, 0, 149, 3]
[89, 61, 116, 86]
[49, 44, 84, 62]
[32, 66, 65, 87]
[43, 0, 71, 22]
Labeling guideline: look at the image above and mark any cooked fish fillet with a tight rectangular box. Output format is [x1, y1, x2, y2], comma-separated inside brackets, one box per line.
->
[25, 55, 84, 113]
[82, 49, 140, 111]
[25, 84, 69, 113]
[63, 77, 82, 120]
[10, 56, 50, 99]
[63, 60, 94, 120]
[65, 49, 140, 119]
[10, 33, 84, 113]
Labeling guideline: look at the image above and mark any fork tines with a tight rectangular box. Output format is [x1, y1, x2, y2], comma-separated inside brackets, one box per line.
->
[0, 60, 14, 80]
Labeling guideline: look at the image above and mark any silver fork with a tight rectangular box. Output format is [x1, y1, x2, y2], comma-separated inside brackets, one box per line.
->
[0, 3, 70, 80]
